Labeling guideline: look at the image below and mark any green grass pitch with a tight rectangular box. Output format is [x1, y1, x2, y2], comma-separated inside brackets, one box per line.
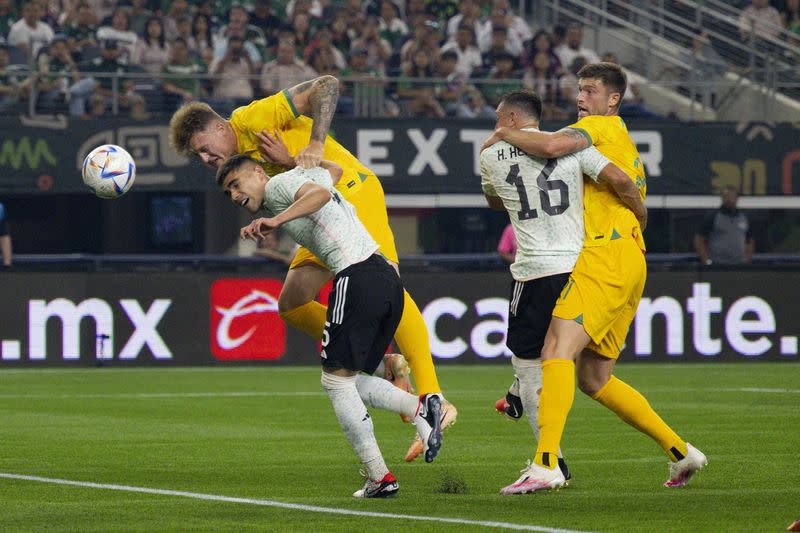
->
[0, 363, 797, 532]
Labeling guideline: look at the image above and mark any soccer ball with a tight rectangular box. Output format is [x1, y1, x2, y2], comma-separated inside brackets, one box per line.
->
[82, 144, 136, 199]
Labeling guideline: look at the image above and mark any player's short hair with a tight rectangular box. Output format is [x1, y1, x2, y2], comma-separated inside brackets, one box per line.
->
[500, 90, 542, 122]
[216, 153, 258, 186]
[577, 62, 627, 104]
[169, 102, 223, 156]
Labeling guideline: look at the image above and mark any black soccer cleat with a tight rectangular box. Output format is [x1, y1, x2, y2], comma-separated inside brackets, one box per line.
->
[414, 393, 443, 463]
[558, 457, 572, 482]
[494, 392, 524, 421]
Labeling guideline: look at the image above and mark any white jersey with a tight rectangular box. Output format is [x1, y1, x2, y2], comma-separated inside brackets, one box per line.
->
[263, 167, 379, 275]
[480, 129, 610, 281]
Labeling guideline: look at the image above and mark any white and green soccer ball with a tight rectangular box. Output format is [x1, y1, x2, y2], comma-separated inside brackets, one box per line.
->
[82, 144, 136, 199]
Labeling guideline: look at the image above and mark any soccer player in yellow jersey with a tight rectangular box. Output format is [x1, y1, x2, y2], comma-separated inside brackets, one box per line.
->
[168, 76, 455, 461]
[483, 63, 706, 492]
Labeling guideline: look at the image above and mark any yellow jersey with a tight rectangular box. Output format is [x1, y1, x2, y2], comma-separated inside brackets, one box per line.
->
[569, 115, 646, 251]
[228, 89, 376, 198]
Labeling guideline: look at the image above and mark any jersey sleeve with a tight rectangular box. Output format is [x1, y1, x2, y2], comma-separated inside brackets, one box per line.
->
[265, 169, 309, 211]
[576, 147, 611, 182]
[235, 91, 301, 134]
[479, 147, 499, 196]
[568, 115, 605, 148]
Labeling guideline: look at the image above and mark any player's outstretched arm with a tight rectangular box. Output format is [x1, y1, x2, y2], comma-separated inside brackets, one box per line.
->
[240, 183, 332, 241]
[598, 163, 648, 231]
[483, 127, 590, 159]
[286, 75, 340, 168]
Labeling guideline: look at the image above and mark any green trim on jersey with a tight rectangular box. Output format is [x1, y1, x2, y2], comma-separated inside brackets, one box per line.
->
[569, 127, 593, 147]
[282, 89, 299, 118]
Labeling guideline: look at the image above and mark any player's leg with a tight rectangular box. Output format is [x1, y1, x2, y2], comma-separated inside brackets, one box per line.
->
[277, 258, 331, 339]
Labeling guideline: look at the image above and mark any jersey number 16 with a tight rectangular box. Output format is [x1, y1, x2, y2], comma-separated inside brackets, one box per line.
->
[505, 159, 569, 221]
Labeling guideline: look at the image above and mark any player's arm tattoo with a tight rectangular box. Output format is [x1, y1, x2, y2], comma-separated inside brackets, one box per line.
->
[500, 127, 590, 158]
[288, 75, 340, 143]
[551, 128, 591, 153]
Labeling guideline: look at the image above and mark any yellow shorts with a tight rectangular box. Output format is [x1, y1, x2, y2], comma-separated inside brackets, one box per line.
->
[289, 173, 398, 270]
[552, 236, 646, 359]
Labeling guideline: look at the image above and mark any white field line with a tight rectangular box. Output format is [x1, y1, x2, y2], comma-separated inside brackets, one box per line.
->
[0, 472, 591, 533]
[1, 387, 798, 400]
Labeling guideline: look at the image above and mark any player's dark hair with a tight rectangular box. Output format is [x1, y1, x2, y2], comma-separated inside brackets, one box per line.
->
[216, 153, 258, 185]
[577, 62, 627, 104]
[169, 102, 223, 156]
[500, 90, 542, 122]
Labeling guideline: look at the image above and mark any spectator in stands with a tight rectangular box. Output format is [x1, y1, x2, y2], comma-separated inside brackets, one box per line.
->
[216, 4, 267, 54]
[128, 0, 152, 37]
[350, 15, 391, 72]
[96, 7, 137, 60]
[497, 223, 515, 264]
[162, 0, 188, 41]
[79, 39, 142, 116]
[425, 0, 459, 25]
[0, 39, 28, 113]
[480, 50, 519, 107]
[209, 34, 254, 102]
[739, 0, 782, 42]
[175, 16, 193, 47]
[557, 55, 586, 112]
[522, 51, 566, 119]
[781, 0, 800, 37]
[554, 23, 599, 70]
[342, 0, 365, 24]
[259, 37, 316, 96]
[340, 45, 395, 116]
[304, 25, 346, 70]
[406, 0, 426, 18]
[213, 21, 262, 67]
[489, 0, 531, 48]
[551, 24, 566, 50]
[162, 37, 205, 107]
[37, 34, 82, 112]
[0, 0, 19, 40]
[192, 14, 214, 54]
[477, 7, 522, 56]
[132, 17, 170, 74]
[307, 44, 340, 77]
[290, 12, 313, 56]
[521, 29, 562, 71]
[454, 85, 493, 118]
[378, 0, 408, 48]
[287, 0, 323, 19]
[481, 25, 518, 70]
[63, 2, 98, 58]
[440, 23, 482, 78]
[8, 1, 54, 58]
[396, 46, 445, 117]
[0, 201, 12, 269]
[435, 48, 467, 114]
[329, 13, 352, 56]
[694, 185, 754, 265]
[445, 0, 481, 42]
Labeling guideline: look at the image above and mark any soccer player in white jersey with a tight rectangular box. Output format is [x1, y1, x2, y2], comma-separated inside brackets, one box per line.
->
[215, 154, 444, 498]
[480, 90, 647, 494]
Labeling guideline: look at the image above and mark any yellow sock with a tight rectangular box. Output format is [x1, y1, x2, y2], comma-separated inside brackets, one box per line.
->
[534, 359, 575, 469]
[394, 290, 441, 395]
[279, 301, 327, 340]
[593, 376, 688, 462]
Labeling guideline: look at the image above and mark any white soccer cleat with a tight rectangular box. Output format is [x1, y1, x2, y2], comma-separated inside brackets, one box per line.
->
[405, 398, 457, 462]
[664, 443, 707, 488]
[500, 461, 566, 495]
[353, 471, 399, 498]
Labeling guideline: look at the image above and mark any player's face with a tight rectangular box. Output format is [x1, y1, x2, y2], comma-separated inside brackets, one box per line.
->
[576, 77, 619, 118]
[190, 121, 237, 169]
[221, 164, 268, 213]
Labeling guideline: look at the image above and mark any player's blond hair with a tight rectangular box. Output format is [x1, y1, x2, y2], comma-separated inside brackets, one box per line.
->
[169, 102, 223, 156]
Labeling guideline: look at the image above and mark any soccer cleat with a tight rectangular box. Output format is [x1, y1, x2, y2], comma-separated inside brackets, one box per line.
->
[404, 399, 457, 462]
[500, 460, 566, 495]
[494, 392, 524, 421]
[558, 457, 572, 482]
[411, 393, 443, 463]
[383, 353, 414, 422]
[664, 443, 707, 488]
[353, 471, 399, 498]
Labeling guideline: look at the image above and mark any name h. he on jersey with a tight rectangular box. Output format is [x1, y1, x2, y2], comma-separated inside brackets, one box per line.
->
[496, 146, 527, 161]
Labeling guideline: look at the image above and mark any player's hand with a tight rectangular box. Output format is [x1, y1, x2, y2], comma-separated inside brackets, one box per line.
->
[480, 128, 506, 153]
[295, 140, 324, 169]
[240, 217, 281, 241]
[256, 129, 294, 168]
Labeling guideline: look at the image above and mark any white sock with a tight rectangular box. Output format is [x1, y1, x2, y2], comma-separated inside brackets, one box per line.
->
[321, 372, 389, 480]
[512, 356, 563, 459]
[355, 374, 418, 418]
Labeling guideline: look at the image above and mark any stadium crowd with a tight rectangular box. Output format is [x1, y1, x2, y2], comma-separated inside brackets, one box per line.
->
[0, 0, 794, 118]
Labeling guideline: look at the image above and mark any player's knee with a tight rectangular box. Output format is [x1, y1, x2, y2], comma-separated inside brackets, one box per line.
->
[577, 374, 602, 396]
[277, 287, 314, 314]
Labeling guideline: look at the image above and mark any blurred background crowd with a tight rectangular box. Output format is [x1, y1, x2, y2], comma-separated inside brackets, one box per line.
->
[1, 0, 797, 119]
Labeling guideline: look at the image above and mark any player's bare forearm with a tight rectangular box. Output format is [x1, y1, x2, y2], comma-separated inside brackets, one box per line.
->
[287, 75, 339, 143]
[499, 127, 589, 158]
[599, 163, 647, 230]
